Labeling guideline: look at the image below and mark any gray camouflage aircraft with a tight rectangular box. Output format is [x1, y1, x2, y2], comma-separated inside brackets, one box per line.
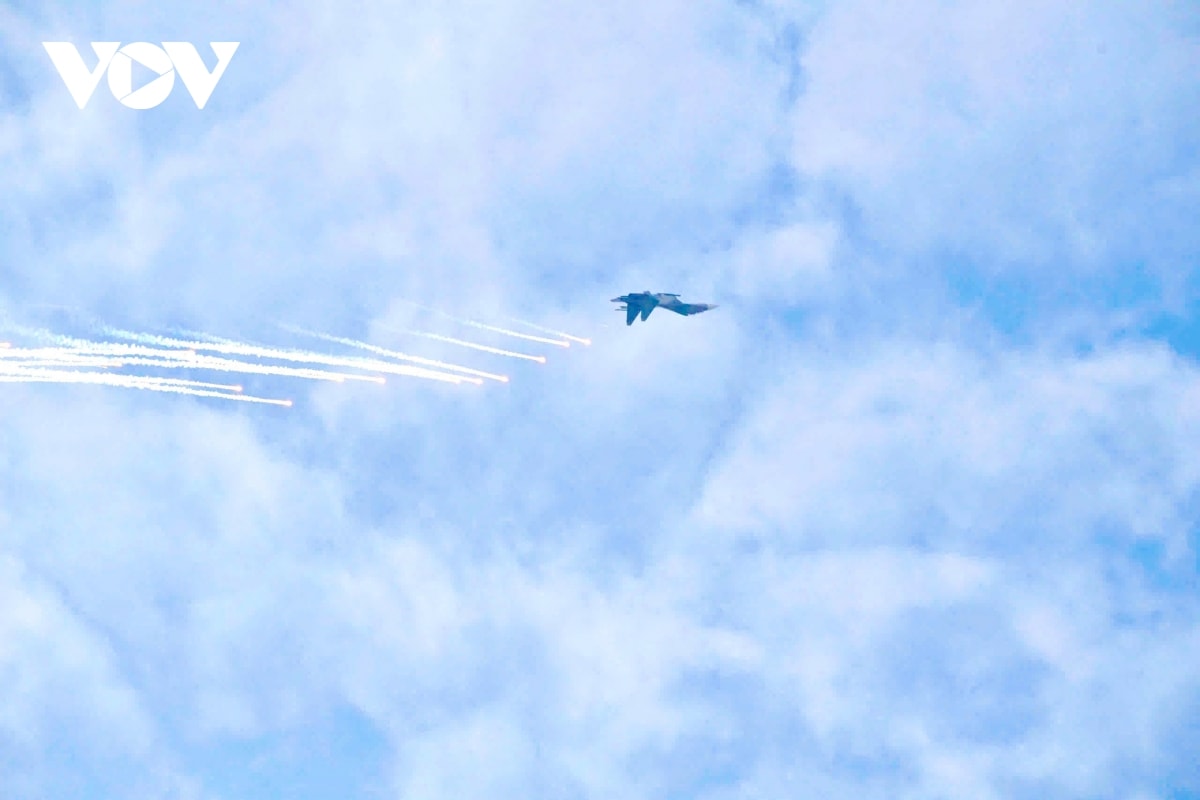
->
[611, 291, 718, 326]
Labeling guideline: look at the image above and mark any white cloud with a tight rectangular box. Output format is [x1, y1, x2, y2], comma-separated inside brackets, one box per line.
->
[0, 0, 788, 330]
[0, 553, 210, 800]
[786, 0, 1199, 272]
[679, 337, 1200, 795]
[0, 554, 153, 753]
[725, 218, 839, 304]
[694, 339, 1200, 555]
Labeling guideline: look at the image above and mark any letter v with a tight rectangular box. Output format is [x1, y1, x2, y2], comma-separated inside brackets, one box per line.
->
[163, 42, 239, 109]
[43, 42, 120, 108]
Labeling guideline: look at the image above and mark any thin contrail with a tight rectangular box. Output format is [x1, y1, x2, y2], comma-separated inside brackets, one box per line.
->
[380, 326, 546, 364]
[504, 317, 592, 346]
[279, 326, 507, 383]
[458, 319, 570, 347]
[414, 331, 546, 363]
[395, 300, 571, 347]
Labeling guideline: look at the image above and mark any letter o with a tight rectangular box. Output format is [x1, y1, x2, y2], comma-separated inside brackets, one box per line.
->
[107, 42, 175, 109]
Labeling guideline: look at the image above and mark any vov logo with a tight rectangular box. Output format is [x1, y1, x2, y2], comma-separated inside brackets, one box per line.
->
[42, 42, 239, 110]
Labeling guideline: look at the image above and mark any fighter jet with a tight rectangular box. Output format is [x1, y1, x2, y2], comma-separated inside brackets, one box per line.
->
[611, 291, 718, 326]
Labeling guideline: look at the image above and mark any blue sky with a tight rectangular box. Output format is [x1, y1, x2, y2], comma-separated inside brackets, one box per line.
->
[1, 1, 1198, 798]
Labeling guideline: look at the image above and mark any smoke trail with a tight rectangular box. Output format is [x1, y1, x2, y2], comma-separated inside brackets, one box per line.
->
[394, 300, 571, 347]
[0, 344, 383, 387]
[456, 319, 570, 347]
[103, 326, 475, 386]
[277, 325, 507, 383]
[0, 346, 112, 360]
[0, 347, 207, 373]
[0, 349, 127, 368]
[0, 364, 248, 394]
[504, 317, 592, 346]
[1, 323, 192, 358]
[176, 353, 385, 384]
[0, 369, 291, 406]
[1, 347, 187, 367]
[378, 327, 546, 364]
[198, 332, 480, 385]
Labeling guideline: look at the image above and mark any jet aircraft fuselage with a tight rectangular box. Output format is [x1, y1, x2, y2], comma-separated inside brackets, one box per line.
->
[611, 291, 718, 326]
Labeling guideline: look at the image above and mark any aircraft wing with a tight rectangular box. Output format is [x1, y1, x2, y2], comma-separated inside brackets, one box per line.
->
[666, 302, 717, 316]
[640, 304, 654, 321]
[626, 304, 638, 326]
